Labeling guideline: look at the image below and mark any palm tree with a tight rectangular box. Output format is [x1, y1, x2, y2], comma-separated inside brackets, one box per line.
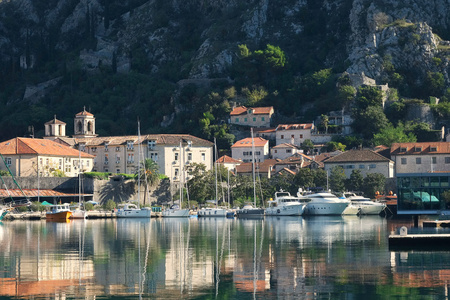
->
[136, 158, 160, 205]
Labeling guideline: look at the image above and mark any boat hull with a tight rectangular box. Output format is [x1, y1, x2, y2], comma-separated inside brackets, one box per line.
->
[46, 211, 72, 222]
[162, 209, 190, 217]
[71, 209, 87, 219]
[198, 208, 227, 217]
[358, 204, 386, 215]
[304, 202, 349, 215]
[342, 205, 361, 215]
[265, 204, 306, 216]
[235, 208, 264, 218]
[116, 208, 151, 218]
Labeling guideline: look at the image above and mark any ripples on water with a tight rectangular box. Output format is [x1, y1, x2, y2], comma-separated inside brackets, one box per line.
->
[0, 216, 449, 299]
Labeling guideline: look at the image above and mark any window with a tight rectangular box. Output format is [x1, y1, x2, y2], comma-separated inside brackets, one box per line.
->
[401, 158, 407, 165]
[92, 147, 97, 152]
[188, 153, 192, 161]
[253, 117, 256, 122]
[255, 151, 261, 156]
[59, 159, 62, 169]
[105, 168, 109, 172]
[261, 117, 265, 121]
[369, 164, 376, 169]
[104, 144, 109, 152]
[150, 153, 158, 162]
[174, 168, 179, 176]
[5, 157, 11, 166]
[104, 155, 109, 164]
[416, 157, 421, 164]
[65, 165, 71, 173]
[127, 154, 134, 163]
[399, 147, 407, 152]
[244, 118, 248, 122]
[299, 134, 303, 138]
[174, 152, 179, 161]
[414, 147, 422, 152]
[286, 149, 291, 153]
[281, 135, 284, 139]
[446, 157, 450, 164]
[116, 155, 120, 164]
[46, 158, 49, 165]
[235, 118, 239, 122]
[432, 157, 437, 164]
[359, 164, 365, 169]
[116, 169, 120, 173]
[274, 150, 278, 153]
[126, 141, 134, 150]
[201, 153, 206, 161]
[346, 165, 355, 169]
[148, 140, 156, 149]
[430, 147, 437, 152]
[116, 147, 120, 152]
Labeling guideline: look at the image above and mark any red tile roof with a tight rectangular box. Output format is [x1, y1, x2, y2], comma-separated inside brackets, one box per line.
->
[0, 138, 94, 158]
[76, 134, 213, 147]
[231, 137, 268, 148]
[235, 159, 277, 174]
[216, 155, 242, 164]
[276, 153, 313, 164]
[230, 106, 274, 116]
[324, 149, 392, 163]
[275, 167, 296, 176]
[76, 109, 94, 116]
[0, 189, 92, 197]
[44, 117, 66, 125]
[276, 123, 313, 130]
[272, 143, 298, 149]
[391, 142, 450, 155]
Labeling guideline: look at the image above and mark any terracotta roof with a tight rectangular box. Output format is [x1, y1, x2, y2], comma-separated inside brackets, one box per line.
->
[390, 142, 450, 155]
[0, 189, 92, 198]
[324, 149, 392, 163]
[44, 117, 66, 125]
[254, 128, 276, 133]
[75, 134, 213, 147]
[230, 106, 274, 116]
[275, 167, 296, 176]
[313, 151, 342, 163]
[235, 159, 277, 174]
[0, 138, 94, 158]
[231, 137, 268, 148]
[276, 123, 313, 130]
[216, 155, 242, 164]
[272, 143, 298, 149]
[276, 152, 313, 164]
[76, 109, 94, 117]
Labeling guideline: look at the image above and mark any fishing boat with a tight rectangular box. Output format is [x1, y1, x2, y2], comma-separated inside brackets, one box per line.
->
[46, 203, 72, 221]
[116, 203, 152, 218]
[265, 190, 308, 216]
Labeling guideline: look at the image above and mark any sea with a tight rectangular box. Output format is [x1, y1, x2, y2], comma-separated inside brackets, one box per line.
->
[0, 215, 449, 299]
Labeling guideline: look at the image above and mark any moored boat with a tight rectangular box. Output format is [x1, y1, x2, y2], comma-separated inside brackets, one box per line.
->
[299, 192, 350, 216]
[162, 204, 190, 217]
[116, 203, 152, 218]
[265, 190, 307, 216]
[344, 193, 386, 215]
[46, 203, 72, 221]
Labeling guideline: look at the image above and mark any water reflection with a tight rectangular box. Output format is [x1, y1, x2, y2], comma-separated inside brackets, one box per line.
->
[0, 217, 449, 299]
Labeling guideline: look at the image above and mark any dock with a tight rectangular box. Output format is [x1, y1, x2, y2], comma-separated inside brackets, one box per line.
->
[389, 226, 450, 250]
[2, 211, 162, 220]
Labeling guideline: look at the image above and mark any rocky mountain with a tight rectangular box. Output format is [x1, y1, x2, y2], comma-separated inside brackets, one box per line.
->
[0, 0, 449, 142]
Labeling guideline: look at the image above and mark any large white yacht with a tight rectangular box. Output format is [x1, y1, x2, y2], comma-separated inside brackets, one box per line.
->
[265, 190, 308, 216]
[344, 193, 386, 215]
[299, 192, 350, 215]
[116, 203, 152, 218]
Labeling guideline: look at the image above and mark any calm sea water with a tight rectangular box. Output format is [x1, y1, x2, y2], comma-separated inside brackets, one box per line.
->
[0, 216, 449, 299]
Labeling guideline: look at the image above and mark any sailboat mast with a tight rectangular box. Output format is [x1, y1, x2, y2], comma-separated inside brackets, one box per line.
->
[214, 138, 218, 208]
[180, 140, 183, 206]
[79, 146, 82, 205]
[251, 128, 257, 207]
[227, 168, 230, 208]
[137, 119, 141, 205]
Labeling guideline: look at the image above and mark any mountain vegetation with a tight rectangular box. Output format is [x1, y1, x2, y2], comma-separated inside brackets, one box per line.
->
[0, 0, 449, 150]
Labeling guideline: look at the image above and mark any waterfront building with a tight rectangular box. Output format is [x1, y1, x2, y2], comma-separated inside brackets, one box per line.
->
[390, 142, 450, 175]
[323, 149, 394, 178]
[231, 137, 269, 163]
[273, 152, 314, 173]
[230, 106, 274, 128]
[216, 155, 242, 172]
[271, 143, 302, 160]
[397, 172, 450, 214]
[275, 123, 314, 146]
[0, 137, 94, 177]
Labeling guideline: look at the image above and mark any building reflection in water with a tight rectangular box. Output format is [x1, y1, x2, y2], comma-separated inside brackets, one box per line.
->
[0, 216, 449, 298]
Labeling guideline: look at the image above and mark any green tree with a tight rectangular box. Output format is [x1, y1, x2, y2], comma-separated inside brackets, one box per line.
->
[320, 114, 329, 133]
[355, 86, 384, 110]
[345, 170, 364, 192]
[262, 44, 286, 69]
[361, 173, 386, 198]
[372, 123, 417, 147]
[313, 169, 328, 189]
[352, 106, 390, 140]
[187, 163, 211, 203]
[136, 158, 160, 205]
[301, 139, 315, 155]
[337, 85, 356, 108]
[329, 166, 346, 192]
[325, 141, 346, 152]
[424, 71, 445, 97]
[238, 44, 250, 58]
[293, 168, 315, 190]
[104, 199, 116, 210]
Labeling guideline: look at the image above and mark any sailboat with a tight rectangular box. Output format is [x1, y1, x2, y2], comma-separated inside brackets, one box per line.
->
[198, 138, 228, 217]
[235, 128, 264, 218]
[71, 148, 87, 219]
[117, 120, 152, 218]
[162, 140, 190, 217]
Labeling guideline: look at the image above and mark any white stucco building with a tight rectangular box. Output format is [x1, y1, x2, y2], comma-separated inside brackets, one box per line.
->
[231, 137, 269, 163]
[275, 124, 314, 146]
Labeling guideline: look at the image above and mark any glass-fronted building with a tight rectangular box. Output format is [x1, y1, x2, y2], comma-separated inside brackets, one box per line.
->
[397, 173, 450, 214]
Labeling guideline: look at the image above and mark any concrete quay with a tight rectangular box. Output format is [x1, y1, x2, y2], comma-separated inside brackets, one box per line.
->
[2, 211, 162, 220]
[388, 225, 450, 250]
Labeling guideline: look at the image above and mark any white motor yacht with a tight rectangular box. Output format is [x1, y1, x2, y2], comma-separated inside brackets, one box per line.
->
[265, 190, 308, 216]
[344, 193, 386, 215]
[299, 192, 350, 215]
[116, 203, 152, 218]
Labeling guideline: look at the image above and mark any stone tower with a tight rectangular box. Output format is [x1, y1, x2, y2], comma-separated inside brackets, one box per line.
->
[73, 107, 97, 138]
[43, 115, 66, 140]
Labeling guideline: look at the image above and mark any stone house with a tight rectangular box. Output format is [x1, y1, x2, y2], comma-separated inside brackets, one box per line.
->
[230, 106, 274, 128]
[275, 123, 314, 147]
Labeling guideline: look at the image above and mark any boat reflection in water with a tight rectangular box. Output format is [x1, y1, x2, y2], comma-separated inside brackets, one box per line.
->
[0, 216, 449, 298]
